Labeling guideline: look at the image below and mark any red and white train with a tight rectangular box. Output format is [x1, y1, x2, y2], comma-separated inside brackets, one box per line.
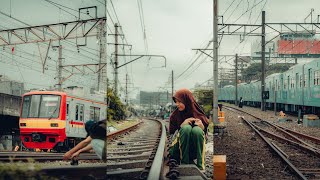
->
[19, 90, 107, 152]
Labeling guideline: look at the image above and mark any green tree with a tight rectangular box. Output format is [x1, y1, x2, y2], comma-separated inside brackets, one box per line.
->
[242, 63, 293, 83]
[107, 88, 126, 121]
[193, 89, 213, 117]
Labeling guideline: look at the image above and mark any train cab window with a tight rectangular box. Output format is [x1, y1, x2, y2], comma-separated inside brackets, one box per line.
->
[39, 95, 61, 118]
[22, 94, 61, 118]
[29, 95, 41, 117]
[21, 96, 31, 118]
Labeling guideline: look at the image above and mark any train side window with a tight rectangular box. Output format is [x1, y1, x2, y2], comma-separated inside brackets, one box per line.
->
[94, 107, 100, 121]
[295, 73, 299, 89]
[314, 71, 320, 86]
[90, 106, 94, 120]
[304, 74, 307, 87]
[75, 104, 79, 120]
[90, 106, 100, 121]
[66, 103, 69, 120]
[79, 104, 84, 121]
[308, 69, 311, 87]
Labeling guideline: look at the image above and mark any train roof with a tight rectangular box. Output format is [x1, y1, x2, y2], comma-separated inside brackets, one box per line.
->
[24, 91, 67, 96]
[23, 90, 107, 105]
[223, 85, 235, 88]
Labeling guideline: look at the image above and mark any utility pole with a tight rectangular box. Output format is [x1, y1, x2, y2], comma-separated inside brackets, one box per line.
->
[171, 70, 174, 113]
[114, 23, 119, 96]
[58, 43, 62, 91]
[235, 54, 238, 106]
[269, 47, 271, 66]
[261, 11, 266, 111]
[213, 0, 219, 125]
[97, 20, 106, 92]
[54, 40, 63, 91]
[125, 74, 128, 105]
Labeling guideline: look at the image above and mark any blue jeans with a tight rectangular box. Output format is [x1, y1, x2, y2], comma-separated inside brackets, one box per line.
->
[91, 139, 105, 159]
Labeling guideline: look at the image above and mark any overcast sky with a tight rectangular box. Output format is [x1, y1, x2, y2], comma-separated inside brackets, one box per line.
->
[0, 0, 320, 102]
[110, 0, 320, 101]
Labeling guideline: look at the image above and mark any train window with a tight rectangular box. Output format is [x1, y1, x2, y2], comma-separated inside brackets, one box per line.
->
[21, 96, 31, 118]
[39, 95, 61, 118]
[66, 103, 69, 120]
[79, 104, 84, 121]
[284, 80, 287, 89]
[29, 95, 41, 118]
[90, 106, 94, 120]
[90, 106, 100, 121]
[75, 104, 79, 120]
[94, 107, 100, 121]
[300, 75, 302, 87]
[21, 95, 61, 118]
[296, 73, 299, 89]
[308, 69, 312, 87]
[304, 74, 307, 87]
[314, 71, 320, 85]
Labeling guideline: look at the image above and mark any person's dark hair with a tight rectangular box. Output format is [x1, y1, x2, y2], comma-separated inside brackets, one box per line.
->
[85, 119, 106, 140]
[85, 120, 96, 133]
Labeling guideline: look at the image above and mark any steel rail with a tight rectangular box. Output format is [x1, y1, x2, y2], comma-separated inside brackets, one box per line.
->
[242, 118, 307, 180]
[107, 121, 142, 139]
[262, 120, 317, 149]
[276, 124, 320, 144]
[147, 120, 166, 180]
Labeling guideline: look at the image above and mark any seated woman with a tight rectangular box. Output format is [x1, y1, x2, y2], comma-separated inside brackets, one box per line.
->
[169, 88, 209, 170]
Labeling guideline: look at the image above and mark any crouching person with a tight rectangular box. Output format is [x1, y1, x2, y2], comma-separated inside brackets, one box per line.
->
[63, 119, 106, 160]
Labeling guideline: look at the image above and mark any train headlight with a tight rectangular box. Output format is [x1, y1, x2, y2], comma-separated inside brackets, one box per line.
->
[50, 123, 58, 127]
[20, 123, 26, 127]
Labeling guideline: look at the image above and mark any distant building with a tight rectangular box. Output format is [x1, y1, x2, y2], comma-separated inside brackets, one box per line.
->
[139, 91, 172, 109]
[0, 75, 24, 96]
[251, 31, 320, 64]
[277, 31, 320, 58]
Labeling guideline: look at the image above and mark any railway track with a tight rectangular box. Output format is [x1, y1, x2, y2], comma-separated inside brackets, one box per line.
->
[106, 118, 208, 180]
[1, 119, 209, 179]
[0, 151, 99, 161]
[106, 119, 164, 179]
[225, 105, 320, 180]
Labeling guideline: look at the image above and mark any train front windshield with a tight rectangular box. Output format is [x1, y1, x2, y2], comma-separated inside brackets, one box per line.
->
[21, 95, 61, 118]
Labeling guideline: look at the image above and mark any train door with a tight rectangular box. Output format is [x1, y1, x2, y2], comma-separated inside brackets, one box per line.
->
[308, 69, 312, 98]
[66, 102, 70, 134]
[295, 73, 298, 97]
[74, 104, 79, 134]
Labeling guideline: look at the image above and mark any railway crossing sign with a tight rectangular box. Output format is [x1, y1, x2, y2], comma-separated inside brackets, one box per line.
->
[262, 91, 269, 99]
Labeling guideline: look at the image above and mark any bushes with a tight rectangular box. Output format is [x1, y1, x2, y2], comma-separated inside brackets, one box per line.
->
[107, 88, 126, 121]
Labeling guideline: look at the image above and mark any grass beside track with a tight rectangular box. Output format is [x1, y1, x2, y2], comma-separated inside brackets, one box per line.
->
[0, 162, 56, 179]
[107, 118, 140, 131]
